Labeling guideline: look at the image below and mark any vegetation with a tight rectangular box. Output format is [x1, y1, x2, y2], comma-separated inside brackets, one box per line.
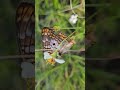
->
[35, 0, 85, 90]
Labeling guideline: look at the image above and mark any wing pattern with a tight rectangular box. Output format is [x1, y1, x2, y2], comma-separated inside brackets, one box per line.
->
[16, 2, 35, 90]
[16, 2, 35, 58]
[41, 27, 68, 55]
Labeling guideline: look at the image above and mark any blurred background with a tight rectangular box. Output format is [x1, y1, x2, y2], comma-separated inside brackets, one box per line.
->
[0, 0, 34, 90]
[86, 0, 120, 90]
[0, 0, 23, 89]
[35, 0, 85, 90]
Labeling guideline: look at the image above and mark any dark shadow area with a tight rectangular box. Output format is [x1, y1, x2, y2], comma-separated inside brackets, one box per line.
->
[86, 0, 120, 90]
[0, 0, 34, 90]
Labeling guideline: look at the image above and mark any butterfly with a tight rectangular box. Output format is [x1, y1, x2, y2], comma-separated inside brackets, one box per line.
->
[16, 2, 35, 90]
[41, 27, 75, 65]
[16, 2, 35, 58]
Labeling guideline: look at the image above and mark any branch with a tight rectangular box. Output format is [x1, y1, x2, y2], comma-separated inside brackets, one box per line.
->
[0, 55, 34, 60]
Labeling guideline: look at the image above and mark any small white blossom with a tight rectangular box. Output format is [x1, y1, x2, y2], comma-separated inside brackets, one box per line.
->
[69, 14, 78, 24]
[44, 52, 52, 59]
[44, 52, 65, 64]
[55, 59, 65, 64]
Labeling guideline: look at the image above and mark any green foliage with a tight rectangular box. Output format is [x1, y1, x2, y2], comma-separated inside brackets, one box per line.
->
[35, 0, 85, 90]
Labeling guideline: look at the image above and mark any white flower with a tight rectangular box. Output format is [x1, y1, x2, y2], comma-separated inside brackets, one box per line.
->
[55, 58, 65, 64]
[44, 52, 52, 59]
[44, 52, 65, 64]
[69, 14, 78, 24]
[21, 62, 34, 78]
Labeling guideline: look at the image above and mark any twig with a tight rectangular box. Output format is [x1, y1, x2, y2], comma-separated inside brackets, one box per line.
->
[0, 54, 119, 61]
[35, 49, 85, 52]
[0, 48, 120, 61]
[70, 0, 76, 14]
[0, 55, 34, 60]
[58, 4, 81, 13]
[60, 27, 82, 29]
[86, 57, 120, 60]
[86, 3, 110, 7]
[57, 4, 110, 13]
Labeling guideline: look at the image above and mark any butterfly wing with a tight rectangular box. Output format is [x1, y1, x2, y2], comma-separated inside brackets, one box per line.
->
[41, 27, 68, 54]
[41, 27, 75, 65]
[16, 2, 35, 90]
[42, 27, 54, 54]
[16, 2, 35, 62]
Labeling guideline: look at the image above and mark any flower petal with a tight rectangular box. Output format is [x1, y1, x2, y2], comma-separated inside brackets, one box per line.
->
[69, 14, 78, 24]
[44, 52, 52, 59]
[55, 59, 65, 64]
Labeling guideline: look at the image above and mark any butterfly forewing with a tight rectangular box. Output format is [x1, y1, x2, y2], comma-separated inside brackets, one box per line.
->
[41, 27, 70, 55]
[42, 27, 53, 54]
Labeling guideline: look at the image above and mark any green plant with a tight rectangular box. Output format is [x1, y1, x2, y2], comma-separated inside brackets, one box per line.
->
[35, 0, 85, 90]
